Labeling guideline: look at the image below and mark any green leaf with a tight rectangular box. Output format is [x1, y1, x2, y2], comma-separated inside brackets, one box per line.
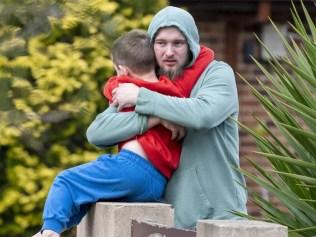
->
[254, 152, 316, 169]
[271, 171, 316, 185]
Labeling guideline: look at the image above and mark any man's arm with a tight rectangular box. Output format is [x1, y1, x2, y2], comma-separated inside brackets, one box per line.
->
[86, 105, 149, 148]
[86, 105, 184, 147]
[88, 65, 193, 148]
[115, 62, 238, 130]
[136, 62, 238, 129]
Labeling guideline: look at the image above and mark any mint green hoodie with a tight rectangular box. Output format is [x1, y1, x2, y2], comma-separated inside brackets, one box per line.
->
[87, 6, 247, 229]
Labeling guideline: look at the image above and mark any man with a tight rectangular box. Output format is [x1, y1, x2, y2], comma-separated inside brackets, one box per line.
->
[87, 6, 247, 228]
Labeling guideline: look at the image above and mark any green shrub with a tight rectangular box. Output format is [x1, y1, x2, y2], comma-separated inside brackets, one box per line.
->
[0, 0, 167, 236]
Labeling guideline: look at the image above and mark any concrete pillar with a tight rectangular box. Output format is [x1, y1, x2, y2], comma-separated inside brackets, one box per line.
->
[77, 202, 174, 237]
[197, 220, 288, 237]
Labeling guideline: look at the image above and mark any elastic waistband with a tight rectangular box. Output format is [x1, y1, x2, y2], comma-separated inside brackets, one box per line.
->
[119, 149, 167, 183]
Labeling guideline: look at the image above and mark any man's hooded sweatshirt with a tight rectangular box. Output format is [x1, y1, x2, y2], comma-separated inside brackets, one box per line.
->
[87, 6, 247, 228]
[103, 46, 214, 179]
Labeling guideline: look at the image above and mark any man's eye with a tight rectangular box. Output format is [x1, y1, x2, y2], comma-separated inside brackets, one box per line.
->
[155, 41, 166, 46]
[174, 41, 185, 47]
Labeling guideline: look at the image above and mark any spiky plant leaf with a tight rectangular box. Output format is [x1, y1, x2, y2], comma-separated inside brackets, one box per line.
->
[237, 1, 316, 236]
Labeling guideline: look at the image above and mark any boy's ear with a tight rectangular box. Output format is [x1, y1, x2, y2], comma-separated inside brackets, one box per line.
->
[113, 64, 120, 75]
[117, 65, 131, 76]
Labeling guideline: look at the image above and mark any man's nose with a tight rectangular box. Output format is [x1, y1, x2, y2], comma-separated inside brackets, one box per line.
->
[165, 44, 174, 56]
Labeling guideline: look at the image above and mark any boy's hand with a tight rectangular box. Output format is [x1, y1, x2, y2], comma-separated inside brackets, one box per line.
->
[148, 116, 161, 129]
[147, 117, 186, 140]
[160, 119, 186, 141]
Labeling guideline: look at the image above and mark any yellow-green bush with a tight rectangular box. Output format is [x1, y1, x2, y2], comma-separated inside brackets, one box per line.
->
[0, 0, 167, 236]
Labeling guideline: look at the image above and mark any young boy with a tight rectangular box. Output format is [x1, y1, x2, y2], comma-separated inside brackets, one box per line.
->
[33, 29, 213, 237]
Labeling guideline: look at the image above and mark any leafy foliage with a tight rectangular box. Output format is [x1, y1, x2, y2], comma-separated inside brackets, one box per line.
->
[0, 0, 167, 236]
[237, 1, 316, 236]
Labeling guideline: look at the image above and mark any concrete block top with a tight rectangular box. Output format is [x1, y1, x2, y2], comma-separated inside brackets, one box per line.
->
[198, 220, 286, 228]
[95, 202, 173, 208]
[77, 202, 175, 237]
[197, 220, 288, 237]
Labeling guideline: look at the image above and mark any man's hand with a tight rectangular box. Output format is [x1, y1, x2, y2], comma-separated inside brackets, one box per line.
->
[160, 119, 186, 141]
[112, 83, 140, 111]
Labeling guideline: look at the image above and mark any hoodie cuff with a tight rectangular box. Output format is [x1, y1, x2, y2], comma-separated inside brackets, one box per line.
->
[139, 112, 149, 135]
[135, 87, 157, 115]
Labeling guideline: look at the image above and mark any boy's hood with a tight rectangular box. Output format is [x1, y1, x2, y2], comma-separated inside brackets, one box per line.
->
[148, 6, 200, 67]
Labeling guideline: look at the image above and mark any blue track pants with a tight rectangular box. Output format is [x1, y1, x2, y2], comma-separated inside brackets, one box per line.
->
[42, 149, 166, 233]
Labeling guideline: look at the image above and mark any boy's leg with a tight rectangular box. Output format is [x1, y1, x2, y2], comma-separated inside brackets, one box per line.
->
[41, 150, 166, 234]
[65, 203, 90, 229]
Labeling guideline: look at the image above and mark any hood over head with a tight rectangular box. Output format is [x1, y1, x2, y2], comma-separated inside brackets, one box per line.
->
[148, 6, 200, 67]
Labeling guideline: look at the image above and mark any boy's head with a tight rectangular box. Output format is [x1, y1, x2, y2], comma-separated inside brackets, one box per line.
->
[111, 29, 155, 76]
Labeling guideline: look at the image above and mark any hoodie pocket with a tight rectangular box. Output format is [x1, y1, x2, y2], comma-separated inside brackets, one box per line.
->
[164, 166, 214, 229]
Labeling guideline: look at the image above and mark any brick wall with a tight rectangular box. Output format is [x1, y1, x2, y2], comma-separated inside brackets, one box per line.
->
[169, 0, 316, 217]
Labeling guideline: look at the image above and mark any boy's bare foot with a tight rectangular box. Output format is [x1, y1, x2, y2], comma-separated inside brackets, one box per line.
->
[31, 232, 42, 237]
[32, 230, 60, 237]
[42, 230, 60, 237]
